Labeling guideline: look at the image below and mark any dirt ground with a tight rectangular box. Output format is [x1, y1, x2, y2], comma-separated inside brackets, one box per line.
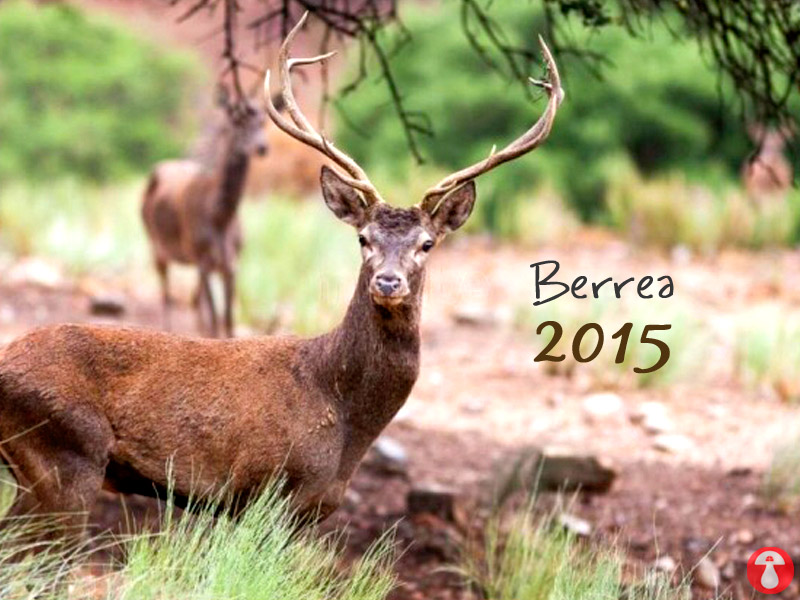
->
[2, 234, 800, 599]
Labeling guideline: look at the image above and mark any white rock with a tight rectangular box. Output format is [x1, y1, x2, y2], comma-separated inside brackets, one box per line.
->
[693, 557, 720, 590]
[652, 556, 677, 573]
[558, 513, 592, 537]
[368, 436, 408, 474]
[632, 401, 674, 433]
[653, 433, 694, 454]
[582, 393, 624, 422]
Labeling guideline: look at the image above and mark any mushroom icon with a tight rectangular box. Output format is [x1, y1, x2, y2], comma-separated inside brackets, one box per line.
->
[755, 550, 785, 589]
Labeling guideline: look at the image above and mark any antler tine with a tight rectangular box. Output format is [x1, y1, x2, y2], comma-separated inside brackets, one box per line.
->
[264, 11, 384, 204]
[421, 35, 564, 202]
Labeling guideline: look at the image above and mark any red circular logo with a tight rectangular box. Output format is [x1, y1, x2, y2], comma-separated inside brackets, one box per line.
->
[747, 547, 794, 594]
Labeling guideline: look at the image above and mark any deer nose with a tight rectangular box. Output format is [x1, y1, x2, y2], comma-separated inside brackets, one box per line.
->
[374, 273, 403, 296]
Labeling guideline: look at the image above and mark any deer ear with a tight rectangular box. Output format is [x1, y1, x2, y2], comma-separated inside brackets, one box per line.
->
[320, 166, 367, 228]
[422, 181, 476, 237]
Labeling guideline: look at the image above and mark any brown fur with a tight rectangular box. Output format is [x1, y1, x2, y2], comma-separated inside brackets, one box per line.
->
[742, 127, 794, 201]
[142, 102, 267, 338]
[0, 174, 476, 542]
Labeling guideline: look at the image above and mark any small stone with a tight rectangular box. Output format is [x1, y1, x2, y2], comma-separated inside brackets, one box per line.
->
[88, 294, 126, 317]
[735, 529, 754, 545]
[653, 433, 693, 454]
[631, 401, 673, 433]
[451, 304, 499, 327]
[365, 436, 408, 475]
[581, 392, 624, 423]
[652, 556, 677, 573]
[460, 398, 487, 414]
[693, 557, 720, 590]
[558, 513, 591, 537]
[721, 562, 736, 580]
[407, 483, 460, 523]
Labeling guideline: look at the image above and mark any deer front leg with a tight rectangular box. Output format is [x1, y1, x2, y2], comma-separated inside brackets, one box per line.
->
[197, 266, 219, 338]
[221, 242, 237, 338]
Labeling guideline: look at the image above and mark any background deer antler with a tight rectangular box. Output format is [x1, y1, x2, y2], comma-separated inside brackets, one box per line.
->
[264, 12, 384, 206]
[421, 36, 564, 208]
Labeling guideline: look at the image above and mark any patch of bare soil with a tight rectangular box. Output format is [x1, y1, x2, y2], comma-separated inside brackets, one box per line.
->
[2, 236, 800, 598]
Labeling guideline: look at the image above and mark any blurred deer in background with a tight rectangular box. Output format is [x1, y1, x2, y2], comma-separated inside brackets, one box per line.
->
[0, 13, 562, 543]
[142, 87, 281, 338]
[742, 125, 794, 202]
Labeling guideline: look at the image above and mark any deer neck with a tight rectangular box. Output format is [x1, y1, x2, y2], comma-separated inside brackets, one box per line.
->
[309, 266, 422, 442]
[212, 142, 250, 227]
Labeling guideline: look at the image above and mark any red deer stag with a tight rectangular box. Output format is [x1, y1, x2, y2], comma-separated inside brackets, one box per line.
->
[0, 13, 562, 542]
[742, 125, 794, 201]
[142, 88, 275, 338]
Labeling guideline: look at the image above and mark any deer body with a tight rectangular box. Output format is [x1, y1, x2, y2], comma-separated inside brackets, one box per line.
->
[142, 102, 267, 338]
[0, 14, 562, 541]
[0, 233, 420, 529]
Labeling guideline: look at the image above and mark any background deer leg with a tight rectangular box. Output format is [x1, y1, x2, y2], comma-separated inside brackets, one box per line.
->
[197, 266, 219, 338]
[221, 245, 236, 338]
[155, 257, 172, 331]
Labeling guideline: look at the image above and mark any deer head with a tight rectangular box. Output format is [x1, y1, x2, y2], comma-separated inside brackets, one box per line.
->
[264, 12, 563, 309]
[217, 85, 269, 157]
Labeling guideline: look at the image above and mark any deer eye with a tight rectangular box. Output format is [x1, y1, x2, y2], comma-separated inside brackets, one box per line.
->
[421, 240, 434, 252]
[358, 234, 368, 247]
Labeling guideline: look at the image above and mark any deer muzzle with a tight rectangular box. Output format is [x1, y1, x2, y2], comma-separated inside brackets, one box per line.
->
[371, 271, 409, 305]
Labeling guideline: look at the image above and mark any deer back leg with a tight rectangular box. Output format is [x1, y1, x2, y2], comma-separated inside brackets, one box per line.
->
[0, 390, 113, 551]
[155, 257, 172, 331]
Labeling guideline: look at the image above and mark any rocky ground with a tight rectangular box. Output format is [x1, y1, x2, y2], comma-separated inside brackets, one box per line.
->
[2, 234, 800, 598]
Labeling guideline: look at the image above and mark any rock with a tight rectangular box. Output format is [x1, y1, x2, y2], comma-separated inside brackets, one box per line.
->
[460, 398, 487, 414]
[653, 433, 693, 454]
[631, 401, 673, 434]
[6, 257, 62, 288]
[407, 483, 461, 523]
[734, 529, 754, 545]
[581, 392, 624, 423]
[365, 436, 408, 476]
[558, 513, 591, 537]
[88, 294, 126, 317]
[721, 561, 737, 580]
[652, 556, 677, 573]
[693, 557, 720, 590]
[451, 304, 510, 327]
[493, 447, 617, 504]
[539, 448, 617, 493]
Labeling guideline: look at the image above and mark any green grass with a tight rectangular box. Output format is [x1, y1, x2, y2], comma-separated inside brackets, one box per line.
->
[460, 507, 692, 600]
[734, 306, 800, 402]
[237, 199, 359, 335]
[606, 171, 800, 253]
[0, 478, 395, 600]
[763, 429, 800, 513]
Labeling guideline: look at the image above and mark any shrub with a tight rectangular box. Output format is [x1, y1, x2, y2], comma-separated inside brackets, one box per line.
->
[335, 1, 750, 228]
[0, 0, 200, 184]
[606, 169, 800, 252]
[459, 505, 692, 600]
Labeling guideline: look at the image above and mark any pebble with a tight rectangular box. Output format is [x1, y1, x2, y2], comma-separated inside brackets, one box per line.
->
[558, 513, 592, 537]
[367, 436, 408, 475]
[581, 392, 624, 423]
[653, 433, 694, 454]
[693, 557, 720, 590]
[652, 555, 677, 573]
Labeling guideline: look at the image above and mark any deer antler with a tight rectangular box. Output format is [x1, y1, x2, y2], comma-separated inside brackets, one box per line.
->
[421, 36, 564, 205]
[264, 11, 384, 205]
